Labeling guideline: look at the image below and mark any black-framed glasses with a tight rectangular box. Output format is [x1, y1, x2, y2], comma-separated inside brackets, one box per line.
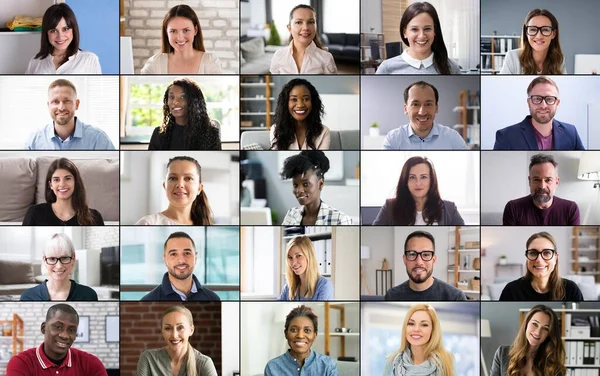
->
[44, 256, 73, 265]
[525, 25, 554, 36]
[529, 95, 558, 105]
[405, 250, 435, 261]
[525, 249, 555, 261]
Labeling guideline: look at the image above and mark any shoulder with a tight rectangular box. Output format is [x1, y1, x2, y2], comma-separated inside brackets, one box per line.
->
[447, 58, 462, 73]
[494, 345, 511, 360]
[20, 284, 44, 300]
[316, 276, 333, 288]
[554, 196, 579, 208]
[563, 278, 580, 290]
[200, 52, 222, 73]
[136, 214, 156, 225]
[71, 347, 104, 368]
[314, 351, 337, 366]
[73, 282, 98, 300]
[192, 348, 215, 365]
[441, 200, 458, 211]
[271, 46, 290, 62]
[506, 49, 520, 60]
[142, 53, 168, 73]
[77, 50, 100, 61]
[90, 208, 104, 221]
[30, 203, 50, 213]
[377, 55, 407, 73]
[554, 119, 578, 133]
[141, 285, 162, 301]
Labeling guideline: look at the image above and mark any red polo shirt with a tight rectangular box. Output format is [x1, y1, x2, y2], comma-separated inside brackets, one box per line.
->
[6, 343, 107, 376]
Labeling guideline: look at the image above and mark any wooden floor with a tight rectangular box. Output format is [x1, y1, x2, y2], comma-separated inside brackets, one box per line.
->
[337, 61, 360, 74]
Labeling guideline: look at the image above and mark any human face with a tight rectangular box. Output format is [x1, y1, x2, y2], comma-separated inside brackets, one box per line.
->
[48, 86, 79, 127]
[404, 12, 435, 58]
[167, 85, 188, 125]
[164, 237, 197, 281]
[49, 168, 75, 201]
[287, 8, 317, 47]
[48, 18, 73, 54]
[526, 16, 556, 54]
[166, 16, 197, 52]
[292, 169, 322, 207]
[42, 310, 78, 359]
[407, 163, 431, 200]
[403, 236, 436, 284]
[406, 310, 433, 348]
[285, 316, 316, 359]
[528, 162, 560, 208]
[44, 249, 75, 283]
[287, 245, 308, 277]
[526, 237, 557, 281]
[404, 85, 438, 137]
[288, 85, 312, 124]
[526, 312, 551, 349]
[162, 311, 194, 352]
[163, 160, 203, 209]
[527, 83, 560, 125]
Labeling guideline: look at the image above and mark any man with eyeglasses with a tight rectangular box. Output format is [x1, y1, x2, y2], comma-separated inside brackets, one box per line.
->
[503, 153, 580, 225]
[384, 230, 467, 301]
[493, 76, 584, 150]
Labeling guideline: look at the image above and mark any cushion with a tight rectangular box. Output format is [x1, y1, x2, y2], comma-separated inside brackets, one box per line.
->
[0, 158, 37, 221]
[0, 260, 35, 284]
[346, 33, 360, 46]
[35, 157, 119, 222]
[242, 143, 265, 150]
[326, 33, 346, 45]
[240, 38, 265, 61]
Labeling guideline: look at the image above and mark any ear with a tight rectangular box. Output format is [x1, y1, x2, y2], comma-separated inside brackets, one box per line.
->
[432, 254, 437, 264]
[75, 99, 80, 111]
[162, 181, 166, 191]
[197, 183, 204, 195]
[556, 177, 560, 186]
[287, 24, 291, 33]
[404, 103, 408, 115]
[41, 322, 46, 334]
[402, 254, 408, 266]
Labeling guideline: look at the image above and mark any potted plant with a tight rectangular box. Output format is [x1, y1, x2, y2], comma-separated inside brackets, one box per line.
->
[382, 258, 389, 270]
[499, 255, 508, 265]
[267, 20, 281, 46]
[370, 122, 380, 136]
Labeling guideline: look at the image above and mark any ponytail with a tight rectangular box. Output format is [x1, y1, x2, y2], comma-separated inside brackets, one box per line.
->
[186, 342, 197, 376]
[191, 191, 213, 225]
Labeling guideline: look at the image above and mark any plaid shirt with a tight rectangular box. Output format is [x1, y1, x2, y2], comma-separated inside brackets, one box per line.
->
[281, 201, 352, 225]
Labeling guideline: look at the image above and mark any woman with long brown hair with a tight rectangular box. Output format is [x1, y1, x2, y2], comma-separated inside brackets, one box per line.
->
[499, 232, 583, 301]
[491, 304, 565, 376]
[373, 156, 464, 225]
[23, 158, 104, 225]
[500, 9, 565, 74]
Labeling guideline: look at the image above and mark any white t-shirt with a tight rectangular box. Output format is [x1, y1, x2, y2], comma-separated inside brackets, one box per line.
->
[26, 50, 101, 74]
[135, 213, 185, 225]
[140, 52, 223, 74]
[415, 211, 438, 225]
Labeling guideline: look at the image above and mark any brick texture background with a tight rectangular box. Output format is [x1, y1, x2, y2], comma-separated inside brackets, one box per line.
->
[124, 0, 240, 73]
[85, 226, 119, 250]
[120, 301, 222, 376]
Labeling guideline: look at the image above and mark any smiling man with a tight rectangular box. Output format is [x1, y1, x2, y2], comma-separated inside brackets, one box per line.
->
[25, 79, 114, 150]
[141, 231, 220, 301]
[383, 81, 467, 150]
[503, 153, 580, 225]
[6, 304, 107, 375]
[494, 76, 584, 150]
[385, 231, 466, 301]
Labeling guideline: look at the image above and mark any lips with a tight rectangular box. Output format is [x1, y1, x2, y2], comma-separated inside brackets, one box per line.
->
[410, 334, 423, 339]
[414, 40, 429, 46]
[175, 264, 188, 272]
[412, 267, 426, 273]
[56, 340, 70, 349]
[173, 191, 187, 197]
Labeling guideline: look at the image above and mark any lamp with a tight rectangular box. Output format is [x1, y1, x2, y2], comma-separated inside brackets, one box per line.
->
[361, 246, 372, 295]
[481, 319, 491, 376]
[577, 151, 600, 225]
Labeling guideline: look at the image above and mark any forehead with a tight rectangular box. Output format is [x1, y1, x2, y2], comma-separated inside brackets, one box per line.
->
[168, 85, 186, 96]
[163, 311, 189, 325]
[167, 160, 197, 174]
[165, 237, 195, 251]
[167, 16, 195, 29]
[406, 12, 434, 27]
[289, 85, 311, 97]
[51, 168, 73, 178]
[528, 237, 554, 250]
[47, 311, 78, 326]
[408, 163, 430, 175]
[289, 315, 314, 329]
[527, 15, 552, 26]
[529, 83, 558, 96]
[49, 85, 76, 98]
[291, 8, 315, 20]
[292, 169, 319, 182]
[406, 236, 434, 251]
[530, 162, 557, 177]
[51, 17, 69, 29]
[409, 310, 432, 322]
[407, 85, 435, 102]
[287, 245, 304, 257]
[529, 311, 551, 325]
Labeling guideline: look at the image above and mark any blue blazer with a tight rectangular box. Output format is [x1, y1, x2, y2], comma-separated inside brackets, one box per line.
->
[493, 116, 585, 150]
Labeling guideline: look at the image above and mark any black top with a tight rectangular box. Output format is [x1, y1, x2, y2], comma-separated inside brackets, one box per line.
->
[499, 277, 584, 301]
[148, 122, 221, 150]
[20, 279, 98, 301]
[22, 203, 104, 226]
[141, 273, 220, 301]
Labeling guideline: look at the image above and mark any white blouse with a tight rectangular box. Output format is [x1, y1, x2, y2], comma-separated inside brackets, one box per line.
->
[140, 52, 223, 74]
[270, 41, 337, 74]
[26, 50, 101, 74]
[135, 213, 185, 225]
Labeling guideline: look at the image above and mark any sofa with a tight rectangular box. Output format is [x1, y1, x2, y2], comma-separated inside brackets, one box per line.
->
[240, 37, 282, 74]
[241, 129, 359, 150]
[321, 33, 360, 63]
[0, 260, 42, 296]
[0, 156, 119, 224]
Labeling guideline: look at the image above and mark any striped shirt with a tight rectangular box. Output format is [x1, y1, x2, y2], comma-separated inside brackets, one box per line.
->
[281, 201, 352, 225]
[26, 51, 101, 74]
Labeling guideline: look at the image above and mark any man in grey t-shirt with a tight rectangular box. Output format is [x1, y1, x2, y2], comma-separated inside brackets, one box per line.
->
[384, 230, 467, 301]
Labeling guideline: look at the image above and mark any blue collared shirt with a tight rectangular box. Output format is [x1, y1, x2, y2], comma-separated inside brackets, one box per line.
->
[171, 279, 198, 301]
[26, 117, 115, 150]
[383, 123, 468, 150]
[265, 350, 338, 376]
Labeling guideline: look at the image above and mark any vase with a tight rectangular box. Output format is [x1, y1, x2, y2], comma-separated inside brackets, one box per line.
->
[370, 127, 379, 137]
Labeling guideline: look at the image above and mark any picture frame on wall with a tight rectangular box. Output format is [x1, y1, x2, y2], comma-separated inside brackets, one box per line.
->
[76, 316, 90, 343]
[106, 315, 119, 343]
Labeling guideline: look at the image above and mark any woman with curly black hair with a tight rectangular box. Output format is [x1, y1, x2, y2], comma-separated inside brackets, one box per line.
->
[149, 78, 221, 150]
[280, 151, 351, 225]
[270, 78, 330, 150]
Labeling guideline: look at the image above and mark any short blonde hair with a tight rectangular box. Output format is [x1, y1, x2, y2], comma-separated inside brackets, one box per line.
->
[45, 233, 75, 257]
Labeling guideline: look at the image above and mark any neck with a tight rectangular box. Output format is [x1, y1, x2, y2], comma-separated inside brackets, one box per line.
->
[410, 345, 427, 365]
[531, 276, 550, 293]
[172, 48, 198, 60]
[168, 274, 194, 295]
[531, 117, 553, 131]
[165, 342, 188, 364]
[162, 206, 193, 225]
[533, 196, 554, 210]
[409, 276, 434, 292]
[290, 349, 311, 367]
[531, 49, 548, 70]
[293, 40, 310, 54]
[303, 200, 321, 215]
[406, 47, 432, 61]
[54, 121, 76, 141]
[410, 123, 433, 139]
[173, 116, 188, 126]
[47, 278, 71, 292]
[52, 199, 74, 212]
[414, 196, 427, 212]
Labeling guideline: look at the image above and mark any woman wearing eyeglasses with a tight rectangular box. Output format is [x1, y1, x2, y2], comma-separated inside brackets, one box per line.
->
[499, 232, 583, 301]
[500, 9, 566, 74]
[20, 233, 98, 301]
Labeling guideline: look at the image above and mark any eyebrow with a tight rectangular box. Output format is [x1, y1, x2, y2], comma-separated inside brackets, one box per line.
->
[52, 174, 73, 179]
[168, 248, 193, 253]
[531, 319, 550, 328]
[408, 319, 431, 323]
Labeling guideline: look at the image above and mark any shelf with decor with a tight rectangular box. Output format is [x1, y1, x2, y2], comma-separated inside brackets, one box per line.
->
[323, 302, 359, 359]
[0, 313, 24, 362]
[240, 75, 274, 131]
[448, 226, 481, 299]
[360, 33, 385, 73]
[571, 227, 600, 282]
[480, 34, 521, 74]
[453, 90, 480, 149]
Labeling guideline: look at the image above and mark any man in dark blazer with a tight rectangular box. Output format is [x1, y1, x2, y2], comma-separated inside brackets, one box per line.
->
[493, 76, 585, 150]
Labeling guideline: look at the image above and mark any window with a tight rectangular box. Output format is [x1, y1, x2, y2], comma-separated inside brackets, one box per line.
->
[241, 227, 279, 298]
[322, 0, 360, 33]
[272, 0, 310, 44]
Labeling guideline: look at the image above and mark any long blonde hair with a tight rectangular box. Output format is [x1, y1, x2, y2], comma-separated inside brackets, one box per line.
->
[384, 304, 454, 376]
[519, 9, 564, 74]
[524, 232, 565, 300]
[507, 305, 565, 376]
[162, 306, 197, 376]
[285, 235, 320, 300]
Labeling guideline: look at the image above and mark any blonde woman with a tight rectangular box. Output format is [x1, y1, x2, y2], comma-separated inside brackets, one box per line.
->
[137, 305, 217, 376]
[278, 235, 334, 300]
[385, 304, 454, 376]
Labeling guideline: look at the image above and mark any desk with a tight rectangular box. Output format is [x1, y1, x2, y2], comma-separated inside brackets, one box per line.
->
[362, 135, 386, 149]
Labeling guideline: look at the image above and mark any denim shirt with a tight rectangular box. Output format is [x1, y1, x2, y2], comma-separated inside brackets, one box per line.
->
[265, 350, 338, 376]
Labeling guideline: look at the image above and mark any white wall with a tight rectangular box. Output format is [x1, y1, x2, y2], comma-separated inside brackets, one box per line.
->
[222, 302, 240, 376]
[333, 227, 360, 299]
[360, 227, 395, 295]
[360, 0, 382, 33]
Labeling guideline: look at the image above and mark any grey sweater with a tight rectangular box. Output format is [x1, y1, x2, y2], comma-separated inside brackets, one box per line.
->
[373, 199, 465, 225]
[490, 345, 509, 376]
[137, 347, 218, 376]
[385, 278, 467, 301]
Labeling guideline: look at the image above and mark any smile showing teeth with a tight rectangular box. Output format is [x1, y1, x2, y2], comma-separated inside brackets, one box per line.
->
[56, 341, 69, 348]
[411, 334, 422, 339]
[294, 109, 306, 114]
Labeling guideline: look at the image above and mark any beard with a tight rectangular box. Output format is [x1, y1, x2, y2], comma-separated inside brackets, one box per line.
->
[532, 188, 552, 205]
[530, 108, 556, 125]
[406, 266, 433, 284]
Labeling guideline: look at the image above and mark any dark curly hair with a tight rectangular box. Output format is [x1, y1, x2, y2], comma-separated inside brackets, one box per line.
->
[390, 156, 442, 225]
[284, 305, 318, 334]
[271, 78, 325, 150]
[35, 3, 80, 66]
[166, 156, 213, 225]
[280, 150, 330, 181]
[158, 78, 221, 150]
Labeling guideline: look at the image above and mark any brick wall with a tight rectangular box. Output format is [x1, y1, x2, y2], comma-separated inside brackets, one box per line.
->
[120, 302, 222, 376]
[85, 227, 119, 250]
[0, 302, 119, 375]
[124, 0, 240, 73]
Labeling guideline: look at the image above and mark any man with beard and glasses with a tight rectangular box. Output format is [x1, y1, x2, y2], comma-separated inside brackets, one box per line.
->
[7, 304, 107, 375]
[141, 231, 220, 301]
[25, 79, 115, 150]
[493, 76, 584, 150]
[384, 230, 466, 301]
[503, 153, 580, 225]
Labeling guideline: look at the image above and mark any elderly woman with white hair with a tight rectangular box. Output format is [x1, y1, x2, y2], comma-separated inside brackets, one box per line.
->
[20, 233, 98, 301]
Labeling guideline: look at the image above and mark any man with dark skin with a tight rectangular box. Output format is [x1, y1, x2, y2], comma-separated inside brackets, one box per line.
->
[7, 303, 107, 375]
